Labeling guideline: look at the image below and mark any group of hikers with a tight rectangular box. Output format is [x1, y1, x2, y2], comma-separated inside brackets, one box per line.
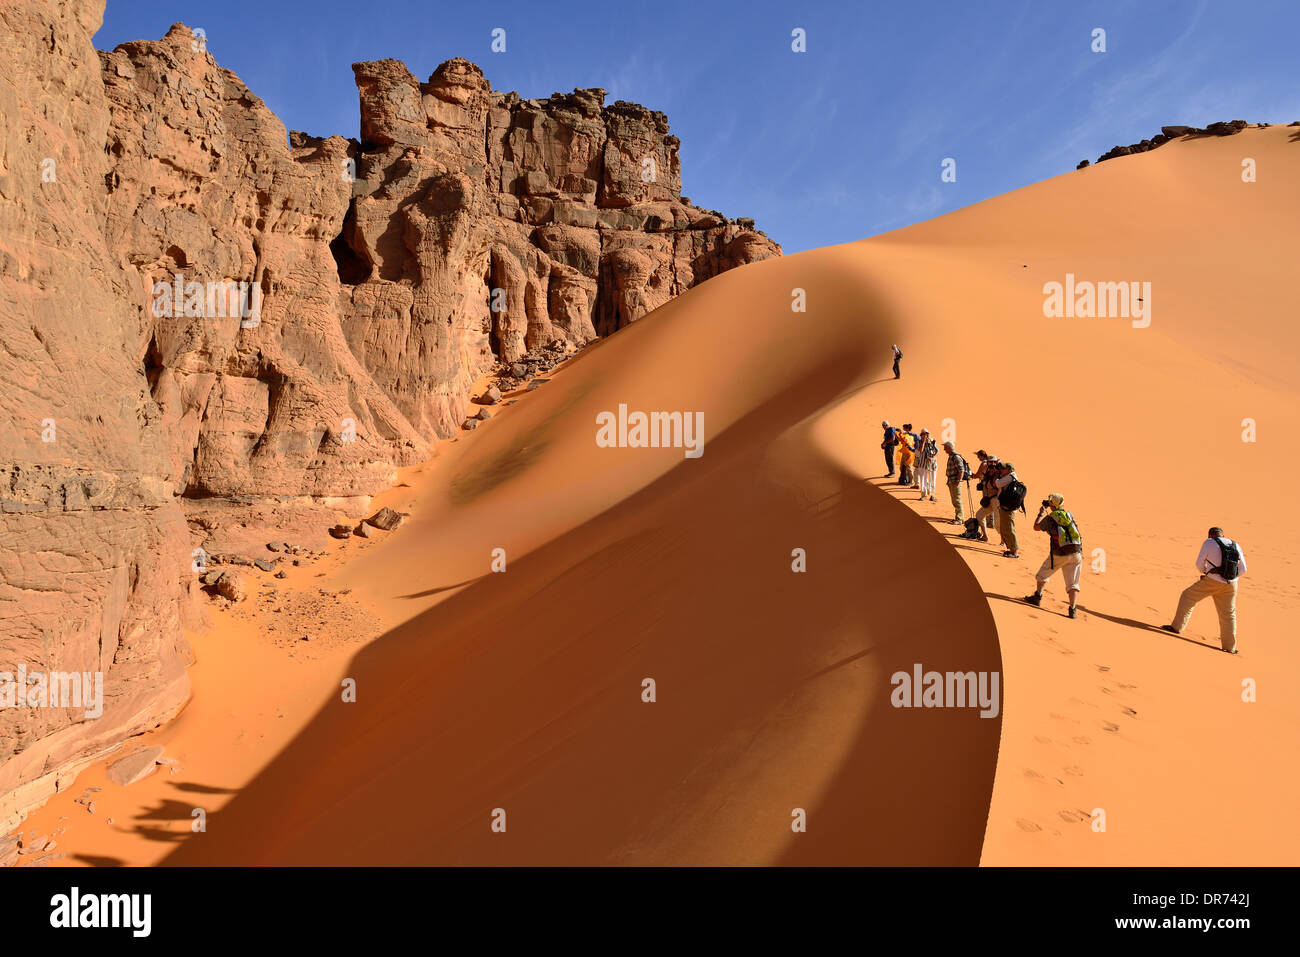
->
[879, 417, 1245, 653]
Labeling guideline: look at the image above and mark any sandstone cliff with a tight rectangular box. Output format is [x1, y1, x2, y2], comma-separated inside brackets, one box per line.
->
[0, 3, 779, 828]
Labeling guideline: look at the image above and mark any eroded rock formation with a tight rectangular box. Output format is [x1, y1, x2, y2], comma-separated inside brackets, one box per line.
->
[0, 2, 779, 828]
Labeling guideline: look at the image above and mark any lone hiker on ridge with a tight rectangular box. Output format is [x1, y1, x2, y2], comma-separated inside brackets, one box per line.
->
[881, 420, 898, 477]
[892, 344, 903, 379]
[1023, 493, 1082, 619]
[1161, 527, 1246, 654]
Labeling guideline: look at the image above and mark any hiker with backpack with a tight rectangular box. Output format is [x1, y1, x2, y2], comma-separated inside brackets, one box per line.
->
[1023, 493, 1083, 618]
[916, 429, 939, 502]
[1161, 528, 1246, 654]
[943, 441, 969, 524]
[892, 344, 903, 379]
[896, 424, 917, 486]
[880, 421, 898, 477]
[970, 452, 1000, 542]
[992, 461, 1026, 558]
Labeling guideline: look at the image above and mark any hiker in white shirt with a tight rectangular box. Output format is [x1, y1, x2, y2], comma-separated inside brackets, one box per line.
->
[1162, 527, 1246, 654]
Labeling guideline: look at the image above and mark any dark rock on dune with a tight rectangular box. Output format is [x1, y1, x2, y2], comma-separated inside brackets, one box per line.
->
[329, 525, 353, 539]
[1093, 120, 1253, 168]
[1204, 120, 1248, 135]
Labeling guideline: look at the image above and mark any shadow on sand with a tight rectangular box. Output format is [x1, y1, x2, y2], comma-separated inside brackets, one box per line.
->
[163, 350, 1002, 866]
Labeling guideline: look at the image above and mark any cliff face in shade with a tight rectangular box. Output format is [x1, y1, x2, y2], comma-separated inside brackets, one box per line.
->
[0, 4, 779, 826]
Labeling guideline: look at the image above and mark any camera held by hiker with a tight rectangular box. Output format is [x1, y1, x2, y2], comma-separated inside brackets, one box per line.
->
[1161, 527, 1246, 654]
[1023, 493, 1082, 618]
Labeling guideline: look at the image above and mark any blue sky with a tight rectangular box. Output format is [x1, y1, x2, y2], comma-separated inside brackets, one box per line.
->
[96, 0, 1300, 253]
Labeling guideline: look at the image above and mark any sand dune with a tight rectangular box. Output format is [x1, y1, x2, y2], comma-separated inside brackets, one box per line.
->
[21, 126, 1298, 866]
[161, 243, 1002, 865]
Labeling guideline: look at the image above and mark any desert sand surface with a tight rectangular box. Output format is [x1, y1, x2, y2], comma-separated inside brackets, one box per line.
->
[18, 125, 1297, 866]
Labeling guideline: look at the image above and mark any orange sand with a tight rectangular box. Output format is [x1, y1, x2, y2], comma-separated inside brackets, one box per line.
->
[22, 125, 1299, 866]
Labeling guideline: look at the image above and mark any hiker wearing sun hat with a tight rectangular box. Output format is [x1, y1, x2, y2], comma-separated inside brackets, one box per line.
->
[991, 461, 1025, 557]
[1024, 492, 1083, 618]
[916, 428, 939, 501]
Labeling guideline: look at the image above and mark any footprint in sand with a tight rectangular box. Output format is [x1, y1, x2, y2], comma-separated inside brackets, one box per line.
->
[1058, 809, 1091, 823]
[1102, 721, 1120, 733]
[1016, 818, 1043, 833]
[1034, 735, 1053, 745]
[1024, 768, 1044, 780]
[1120, 706, 1138, 717]
[1064, 765, 1085, 776]
[1097, 665, 1111, 672]
[1119, 682, 1137, 690]
[1073, 735, 1092, 745]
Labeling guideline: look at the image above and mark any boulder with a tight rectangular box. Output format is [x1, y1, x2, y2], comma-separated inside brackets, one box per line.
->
[365, 507, 406, 531]
[106, 747, 167, 787]
[214, 572, 247, 603]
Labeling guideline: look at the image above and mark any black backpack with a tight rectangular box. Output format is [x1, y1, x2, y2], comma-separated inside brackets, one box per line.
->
[998, 479, 1028, 512]
[1211, 538, 1241, 581]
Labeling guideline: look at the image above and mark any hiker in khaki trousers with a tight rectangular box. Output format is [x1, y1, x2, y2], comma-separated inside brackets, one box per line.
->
[1162, 527, 1246, 654]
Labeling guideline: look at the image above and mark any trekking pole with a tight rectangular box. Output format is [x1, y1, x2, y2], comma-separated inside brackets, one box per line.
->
[965, 479, 973, 515]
